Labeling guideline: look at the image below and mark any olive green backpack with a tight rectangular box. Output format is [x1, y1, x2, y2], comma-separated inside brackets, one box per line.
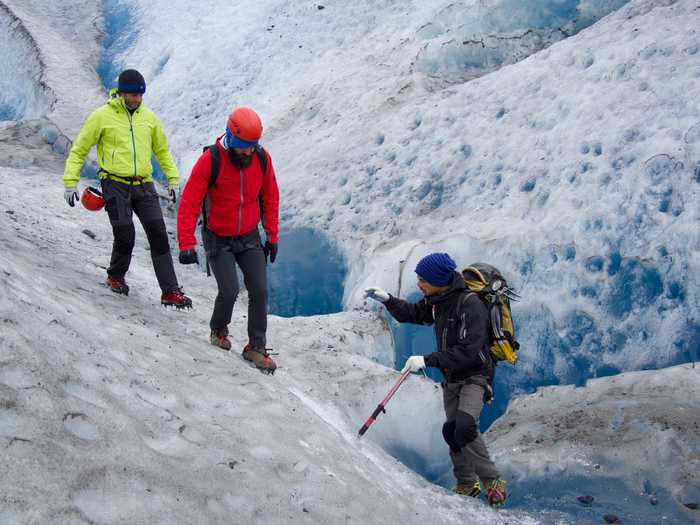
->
[462, 263, 520, 364]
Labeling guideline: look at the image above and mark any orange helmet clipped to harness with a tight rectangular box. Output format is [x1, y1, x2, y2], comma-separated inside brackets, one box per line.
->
[226, 107, 263, 148]
[81, 186, 105, 211]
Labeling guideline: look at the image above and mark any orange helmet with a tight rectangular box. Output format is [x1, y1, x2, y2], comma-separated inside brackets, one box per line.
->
[226, 107, 263, 148]
[81, 186, 105, 211]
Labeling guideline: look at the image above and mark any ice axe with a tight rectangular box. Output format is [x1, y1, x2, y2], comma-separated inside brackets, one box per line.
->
[358, 369, 411, 437]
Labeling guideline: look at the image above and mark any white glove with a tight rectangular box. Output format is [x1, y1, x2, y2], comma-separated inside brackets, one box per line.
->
[401, 355, 426, 374]
[364, 287, 390, 303]
[168, 183, 179, 203]
[64, 187, 79, 207]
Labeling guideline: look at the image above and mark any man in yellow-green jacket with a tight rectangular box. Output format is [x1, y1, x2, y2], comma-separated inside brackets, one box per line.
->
[63, 69, 191, 309]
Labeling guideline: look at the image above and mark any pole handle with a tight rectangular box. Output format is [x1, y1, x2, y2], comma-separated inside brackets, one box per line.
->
[357, 405, 385, 437]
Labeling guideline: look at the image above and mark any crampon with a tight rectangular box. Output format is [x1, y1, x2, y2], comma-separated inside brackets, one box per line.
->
[161, 288, 192, 310]
[242, 344, 277, 374]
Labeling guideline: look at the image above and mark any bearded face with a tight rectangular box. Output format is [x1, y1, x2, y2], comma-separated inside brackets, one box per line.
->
[228, 148, 254, 169]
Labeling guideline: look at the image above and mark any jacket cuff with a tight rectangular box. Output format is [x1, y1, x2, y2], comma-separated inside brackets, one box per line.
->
[384, 294, 397, 305]
[423, 353, 440, 369]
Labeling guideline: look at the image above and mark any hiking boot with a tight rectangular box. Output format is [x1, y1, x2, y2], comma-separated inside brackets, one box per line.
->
[210, 327, 231, 351]
[107, 275, 129, 295]
[242, 344, 277, 374]
[486, 478, 507, 506]
[161, 288, 192, 309]
[454, 480, 481, 498]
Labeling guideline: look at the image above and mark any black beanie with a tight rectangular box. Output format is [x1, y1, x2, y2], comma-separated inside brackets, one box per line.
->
[118, 69, 146, 94]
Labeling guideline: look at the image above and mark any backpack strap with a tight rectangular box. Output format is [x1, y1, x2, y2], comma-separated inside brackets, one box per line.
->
[200, 144, 220, 277]
[206, 144, 221, 189]
[457, 291, 476, 311]
[256, 146, 268, 177]
[200, 144, 219, 230]
[457, 291, 476, 340]
[256, 146, 269, 233]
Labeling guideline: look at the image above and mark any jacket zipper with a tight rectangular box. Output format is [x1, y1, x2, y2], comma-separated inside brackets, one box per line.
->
[127, 110, 137, 178]
[437, 305, 446, 351]
[237, 168, 244, 235]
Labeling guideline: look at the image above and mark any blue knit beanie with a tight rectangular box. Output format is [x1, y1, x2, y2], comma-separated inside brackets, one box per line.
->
[415, 252, 457, 286]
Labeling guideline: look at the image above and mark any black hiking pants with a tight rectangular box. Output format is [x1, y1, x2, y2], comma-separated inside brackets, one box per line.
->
[101, 179, 179, 293]
[207, 229, 267, 348]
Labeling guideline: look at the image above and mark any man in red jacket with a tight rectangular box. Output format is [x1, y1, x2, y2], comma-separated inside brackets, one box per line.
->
[177, 107, 279, 373]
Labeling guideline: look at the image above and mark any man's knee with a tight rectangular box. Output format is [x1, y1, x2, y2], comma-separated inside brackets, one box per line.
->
[215, 275, 239, 303]
[216, 285, 238, 303]
[246, 282, 267, 303]
[113, 224, 135, 253]
[442, 420, 459, 452]
[143, 220, 170, 256]
[454, 410, 478, 448]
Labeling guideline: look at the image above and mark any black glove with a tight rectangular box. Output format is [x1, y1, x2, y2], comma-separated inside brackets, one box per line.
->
[179, 249, 199, 265]
[263, 241, 278, 264]
[168, 184, 178, 204]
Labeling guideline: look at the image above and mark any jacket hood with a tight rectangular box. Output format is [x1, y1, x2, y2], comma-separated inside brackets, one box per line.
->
[107, 88, 123, 108]
[106, 88, 144, 113]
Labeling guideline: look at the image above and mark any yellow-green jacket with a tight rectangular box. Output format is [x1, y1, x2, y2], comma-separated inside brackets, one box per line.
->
[63, 89, 179, 188]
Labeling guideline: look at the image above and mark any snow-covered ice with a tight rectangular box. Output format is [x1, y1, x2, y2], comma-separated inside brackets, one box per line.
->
[0, 152, 539, 524]
[1, 0, 699, 522]
[489, 363, 700, 524]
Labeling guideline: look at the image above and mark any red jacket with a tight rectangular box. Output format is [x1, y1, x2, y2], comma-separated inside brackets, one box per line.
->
[177, 138, 279, 250]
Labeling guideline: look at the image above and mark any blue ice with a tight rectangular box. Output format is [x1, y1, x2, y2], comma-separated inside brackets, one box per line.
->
[415, 0, 631, 85]
[0, 103, 17, 121]
[267, 228, 346, 317]
[0, 8, 50, 121]
[97, 0, 138, 89]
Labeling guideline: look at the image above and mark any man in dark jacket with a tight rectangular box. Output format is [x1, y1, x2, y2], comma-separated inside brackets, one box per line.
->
[365, 252, 506, 506]
[177, 107, 279, 374]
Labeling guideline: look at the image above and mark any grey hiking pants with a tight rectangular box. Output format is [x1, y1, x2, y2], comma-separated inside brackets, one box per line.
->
[442, 378, 500, 485]
[207, 229, 267, 348]
[101, 179, 179, 293]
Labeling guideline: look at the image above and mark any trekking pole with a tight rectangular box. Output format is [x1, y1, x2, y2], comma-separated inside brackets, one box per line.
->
[358, 369, 411, 437]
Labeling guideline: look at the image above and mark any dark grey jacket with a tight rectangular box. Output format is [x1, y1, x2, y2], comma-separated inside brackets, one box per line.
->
[384, 271, 493, 382]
